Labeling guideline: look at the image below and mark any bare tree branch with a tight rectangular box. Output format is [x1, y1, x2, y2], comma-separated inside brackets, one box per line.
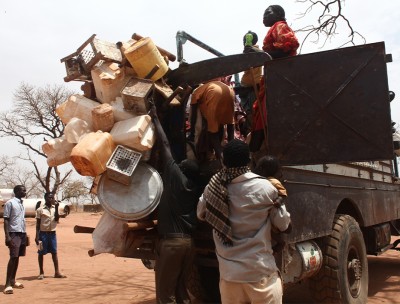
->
[0, 83, 75, 196]
[0, 158, 41, 197]
[295, 0, 366, 51]
[0, 156, 14, 176]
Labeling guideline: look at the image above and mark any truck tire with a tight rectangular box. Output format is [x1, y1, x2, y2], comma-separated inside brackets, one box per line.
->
[310, 214, 368, 304]
[187, 264, 221, 303]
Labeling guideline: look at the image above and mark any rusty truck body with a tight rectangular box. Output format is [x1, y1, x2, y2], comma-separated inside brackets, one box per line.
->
[76, 38, 400, 304]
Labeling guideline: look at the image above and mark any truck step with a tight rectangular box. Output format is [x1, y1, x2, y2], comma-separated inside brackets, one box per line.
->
[391, 239, 400, 251]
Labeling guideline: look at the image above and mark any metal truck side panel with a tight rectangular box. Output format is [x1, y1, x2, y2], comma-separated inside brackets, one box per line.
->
[265, 42, 393, 165]
[283, 166, 400, 243]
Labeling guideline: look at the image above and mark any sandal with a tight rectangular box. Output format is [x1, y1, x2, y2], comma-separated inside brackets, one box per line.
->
[54, 273, 67, 279]
[13, 282, 24, 289]
[3, 286, 13, 294]
[38, 274, 44, 280]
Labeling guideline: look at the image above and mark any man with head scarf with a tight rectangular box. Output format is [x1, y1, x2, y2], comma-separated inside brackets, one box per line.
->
[197, 140, 291, 303]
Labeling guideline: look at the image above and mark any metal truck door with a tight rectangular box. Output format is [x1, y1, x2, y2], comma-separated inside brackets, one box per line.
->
[265, 42, 393, 165]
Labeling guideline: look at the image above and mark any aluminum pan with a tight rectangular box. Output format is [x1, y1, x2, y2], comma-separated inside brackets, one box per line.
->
[97, 162, 163, 220]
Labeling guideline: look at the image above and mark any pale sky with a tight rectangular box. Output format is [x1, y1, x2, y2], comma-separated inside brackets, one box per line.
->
[1, 0, 399, 164]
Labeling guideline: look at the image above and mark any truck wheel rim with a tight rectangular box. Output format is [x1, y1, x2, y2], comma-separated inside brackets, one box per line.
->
[347, 246, 362, 297]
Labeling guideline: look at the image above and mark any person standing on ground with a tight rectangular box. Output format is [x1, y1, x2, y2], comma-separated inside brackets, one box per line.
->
[197, 140, 291, 303]
[150, 105, 203, 304]
[35, 192, 67, 280]
[3, 185, 27, 294]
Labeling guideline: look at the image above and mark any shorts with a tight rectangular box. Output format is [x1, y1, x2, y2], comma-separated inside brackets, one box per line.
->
[38, 231, 57, 255]
[9, 232, 27, 258]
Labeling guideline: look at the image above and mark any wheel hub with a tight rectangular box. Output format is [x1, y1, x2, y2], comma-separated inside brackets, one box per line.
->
[348, 258, 362, 296]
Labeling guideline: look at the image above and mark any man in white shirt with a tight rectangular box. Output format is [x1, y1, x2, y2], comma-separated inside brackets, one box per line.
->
[197, 140, 291, 303]
[35, 192, 67, 280]
[3, 185, 27, 294]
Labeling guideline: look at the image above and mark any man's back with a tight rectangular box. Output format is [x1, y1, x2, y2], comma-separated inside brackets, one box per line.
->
[212, 172, 284, 282]
[191, 81, 234, 133]
[157, 159, 200, 235]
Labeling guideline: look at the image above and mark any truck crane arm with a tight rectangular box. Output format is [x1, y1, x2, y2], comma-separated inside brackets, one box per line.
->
[175, 30, 241, 85]
[176, 30, 224, 64]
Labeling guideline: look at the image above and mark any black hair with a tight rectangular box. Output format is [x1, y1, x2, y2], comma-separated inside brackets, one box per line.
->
[222, 139, 250, 168]
[13, 185, 25, 194]
[389, 90, 395, 102]
[179, 159, 200, 181]
[44, 192, 54, 199]
[243, 31, 258, 46]
[269, 5, 286, 20]
[254, 155, 281, 177]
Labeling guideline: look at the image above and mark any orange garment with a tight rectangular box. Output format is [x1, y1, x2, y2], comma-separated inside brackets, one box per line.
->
[252, 76, 267, 131]
[267, 177, 287, 197]
[191, 81, 235, 133]
[263, 21, 299, 56]
[253, 21, 299, 133]
[241, 45, 263, 87]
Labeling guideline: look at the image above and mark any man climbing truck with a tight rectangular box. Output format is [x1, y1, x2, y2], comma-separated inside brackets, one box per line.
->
[73, 37, 400, 304]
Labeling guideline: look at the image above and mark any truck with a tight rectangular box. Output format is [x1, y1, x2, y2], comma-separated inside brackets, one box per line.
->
[72, 34, 400, 303]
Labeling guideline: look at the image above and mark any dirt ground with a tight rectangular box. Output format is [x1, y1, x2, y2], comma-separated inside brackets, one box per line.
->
[0, 211, 399, 304]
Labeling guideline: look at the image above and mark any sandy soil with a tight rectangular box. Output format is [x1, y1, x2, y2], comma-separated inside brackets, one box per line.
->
[0, 211, 399, 304]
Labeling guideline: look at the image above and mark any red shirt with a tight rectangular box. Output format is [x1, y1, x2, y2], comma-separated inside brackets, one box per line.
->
[263, 21, 299, 56]
[253, 21, 299, 132]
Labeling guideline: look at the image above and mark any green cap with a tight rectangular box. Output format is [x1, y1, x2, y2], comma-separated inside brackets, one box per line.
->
[244, 33, 253, 47]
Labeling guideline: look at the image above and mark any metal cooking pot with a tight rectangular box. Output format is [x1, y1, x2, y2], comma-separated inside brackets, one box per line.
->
[97, 162, 163, 220]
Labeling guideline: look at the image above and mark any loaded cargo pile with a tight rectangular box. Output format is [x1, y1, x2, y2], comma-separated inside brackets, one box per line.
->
[43, 33, 182, 257]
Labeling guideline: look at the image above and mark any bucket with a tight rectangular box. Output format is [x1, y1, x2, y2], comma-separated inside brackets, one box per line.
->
[97, 162, 163, 220]
[110, 115, 151, 149]
[47, 151, 72, 167]
[56, 94, 100, 127]
[124, 37, 168, 81]
[42, 136, 76, 167]
[133, 123, 155, 152]
[91, 62, 130, 103]
[70, 131, 116, 177]
[42, 136, 75, 155]
[92, 103, 115, 132]
[64, 117, 92, 143]
[109, 97, 137, 122]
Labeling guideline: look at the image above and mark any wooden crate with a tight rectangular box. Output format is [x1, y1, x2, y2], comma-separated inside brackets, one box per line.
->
[121, 77, 154, 115]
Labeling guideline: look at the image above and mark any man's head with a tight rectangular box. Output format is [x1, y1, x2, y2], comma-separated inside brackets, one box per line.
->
[222, 139, 250, 168]
[179, 159, 200, 181]
[263, 5, 286, 27]
[254, 155, 282, 178]
[243, 31, 258, 47]
[13, 185, 27, 199]
[44, 192, 55, 207]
